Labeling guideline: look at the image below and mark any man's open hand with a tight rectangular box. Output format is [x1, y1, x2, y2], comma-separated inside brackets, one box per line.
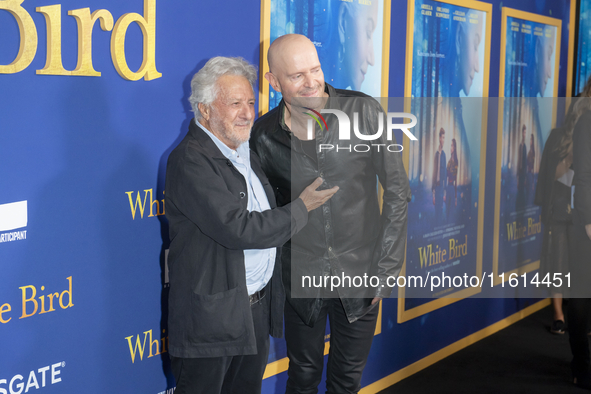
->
[299, 177, 339, 212]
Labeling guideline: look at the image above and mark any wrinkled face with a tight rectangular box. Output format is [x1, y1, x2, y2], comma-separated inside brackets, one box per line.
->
[205, 75, 255, 149]
[458, 15, 483, 96]
[268, 40, 326, 110]
[537, 36, 554, 96]
[342, 0, 378, 90]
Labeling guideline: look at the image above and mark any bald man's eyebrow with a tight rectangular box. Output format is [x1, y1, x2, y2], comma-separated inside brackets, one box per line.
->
[286, 65, 321, 77]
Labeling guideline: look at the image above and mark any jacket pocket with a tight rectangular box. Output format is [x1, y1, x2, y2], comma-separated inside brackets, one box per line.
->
[189, 287, 247, 344]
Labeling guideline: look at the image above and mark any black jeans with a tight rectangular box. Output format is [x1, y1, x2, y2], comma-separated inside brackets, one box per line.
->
[568, 298, 591, 381]
[568, 224, 591, 382]
[284, 298, 378, 394]
[170, 290, 270, 394]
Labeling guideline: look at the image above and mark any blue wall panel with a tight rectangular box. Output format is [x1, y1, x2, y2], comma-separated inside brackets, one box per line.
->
[0, 0, 573, 393]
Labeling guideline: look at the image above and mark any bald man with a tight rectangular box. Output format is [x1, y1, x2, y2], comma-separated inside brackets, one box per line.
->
[251, 34, 410, 393]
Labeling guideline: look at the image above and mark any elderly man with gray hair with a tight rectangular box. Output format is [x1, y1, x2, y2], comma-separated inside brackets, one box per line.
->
[165, 56, 338, 394]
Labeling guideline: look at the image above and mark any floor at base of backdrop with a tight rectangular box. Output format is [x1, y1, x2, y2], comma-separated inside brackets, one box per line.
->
[379, 303, 589, 394]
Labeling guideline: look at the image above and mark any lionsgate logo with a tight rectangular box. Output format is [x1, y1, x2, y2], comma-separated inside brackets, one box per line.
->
[303, 108, 418, 153]
[0, 361, 65, 394]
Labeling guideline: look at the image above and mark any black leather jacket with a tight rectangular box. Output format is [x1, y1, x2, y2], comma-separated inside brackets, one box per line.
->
[251, 84, 411, 325]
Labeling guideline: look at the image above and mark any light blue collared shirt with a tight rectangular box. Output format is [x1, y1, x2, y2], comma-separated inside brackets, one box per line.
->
[197, 120, 276, 295]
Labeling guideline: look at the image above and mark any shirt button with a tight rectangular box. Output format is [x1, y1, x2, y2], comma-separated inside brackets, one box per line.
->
[320, 172, 324, 177]
[326, 223, 330, 229]
[328, 246, 332, 251]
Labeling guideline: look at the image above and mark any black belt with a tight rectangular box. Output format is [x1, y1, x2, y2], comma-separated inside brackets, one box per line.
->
[249, 286, 266, 306]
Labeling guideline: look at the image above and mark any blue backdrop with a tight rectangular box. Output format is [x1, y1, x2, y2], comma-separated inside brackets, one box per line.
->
[0, 0, 573, 393]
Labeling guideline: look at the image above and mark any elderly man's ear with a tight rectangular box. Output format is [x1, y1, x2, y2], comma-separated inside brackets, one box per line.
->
[198, 103, 210, 121]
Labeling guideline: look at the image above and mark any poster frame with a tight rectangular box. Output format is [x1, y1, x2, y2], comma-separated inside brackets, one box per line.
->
[399, 0, 492, 323]
[259, 0, 392, 114]
[492, 7, 562, 287]
[258, 0, 391, 377]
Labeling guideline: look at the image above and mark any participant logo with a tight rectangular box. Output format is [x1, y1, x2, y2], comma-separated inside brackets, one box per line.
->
[0, 201, 28, 244]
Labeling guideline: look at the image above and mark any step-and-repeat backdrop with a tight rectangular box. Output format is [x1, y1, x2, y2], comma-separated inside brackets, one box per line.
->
[0, 0, 574, 392]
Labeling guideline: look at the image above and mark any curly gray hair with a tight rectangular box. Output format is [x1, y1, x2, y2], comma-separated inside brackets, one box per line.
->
[189, 57, 257, 120]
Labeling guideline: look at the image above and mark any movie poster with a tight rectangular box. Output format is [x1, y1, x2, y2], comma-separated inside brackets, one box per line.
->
[259, 0, 389, 370]
[265, 0, 388, 111]
[401, 0, 491, 320]
[576, 0, 591, 94]
[493, 9, 561, 283]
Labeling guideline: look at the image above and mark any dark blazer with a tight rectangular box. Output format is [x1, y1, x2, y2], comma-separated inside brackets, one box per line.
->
[165, 119, 308, 358]
[574, 111, 591, 228]
[573, 112, 591, 226]
[534, 126, 566, 224]
[571, 110, 591, 296]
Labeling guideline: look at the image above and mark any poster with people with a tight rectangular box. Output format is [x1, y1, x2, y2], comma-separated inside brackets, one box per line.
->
[576, 0, 591, 96]
[493, 9, 561, 284]
[258, 0, 390, 370]
[400, 0, 491, 321]
[261, 0, 390, 112]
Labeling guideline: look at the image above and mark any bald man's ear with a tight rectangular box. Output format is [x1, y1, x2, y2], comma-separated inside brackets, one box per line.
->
[265, 72, 282, 93]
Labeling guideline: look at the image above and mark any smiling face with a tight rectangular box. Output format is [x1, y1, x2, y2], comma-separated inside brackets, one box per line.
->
[457, 14, 483, 96]
[340, 0, 379, 90]
[199, 74, 255, 150]
[266, 35, 327, 111]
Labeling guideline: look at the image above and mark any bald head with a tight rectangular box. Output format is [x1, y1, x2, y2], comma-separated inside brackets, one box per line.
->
[265, 34, 327, 109]
[268, 34, 318, 74]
